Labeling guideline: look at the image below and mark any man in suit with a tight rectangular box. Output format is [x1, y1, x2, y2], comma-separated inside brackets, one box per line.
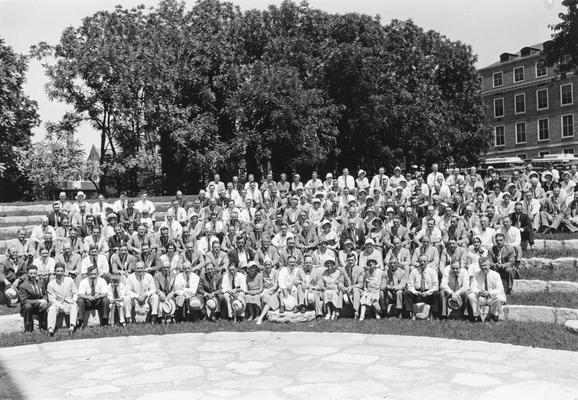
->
[467, 257, 506, 322]
[444, 215, 469, 247]
[125, 261, 159, 323]
[205, 241, 229, 272]
[46, 263, 78, 336]
[108, 225, 130, 255]
[0, 247, 27, 305]
[403, 255, 439, 320]
[18, 264, 48, 332]
[489, 233, 516, 295]
[440, 261, 469, 319]
[510, 202, 534, 250]
[110, 244, 136, 279]
[340, 253, 365, 318]
[382, 260, 408, 317]
[47, 201, 64, 228]
[154, 260, 176, 322]
[118, 200, 141, 230]
[5, 228, 32, 260]
[228, 235, 256, 268]
[339, 218, 365, 250]
[54, 242, 82, 280]
[278, 237, 304, 268]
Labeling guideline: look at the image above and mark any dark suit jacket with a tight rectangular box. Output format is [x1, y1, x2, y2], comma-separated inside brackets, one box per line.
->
[108, 233, 131, 252]
[118, 208, 141, 228]
[339, 228, 366, 249]
[0, 257, 26, 283]
[47, 211, 64, 228]
[18, 278, 47, 303]
[228, 247, 256, 266]
[510, 212, 535, 244]
[154, 271, 176, 295]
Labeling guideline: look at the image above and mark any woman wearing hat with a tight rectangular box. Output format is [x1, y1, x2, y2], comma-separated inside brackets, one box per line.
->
[359, 259, 383, 321]
[356, 170, 370, 193]
[255, 258, 279, 325]
[320, 256, 343, 320]
[244, 262, 263, 321]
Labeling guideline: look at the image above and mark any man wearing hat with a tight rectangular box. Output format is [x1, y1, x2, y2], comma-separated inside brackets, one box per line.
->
[0, 247, 26, 306]
[440, 261, 469, 320]
[359, 258, 384, 321]
[126, 261, 159, 323]
[403, 255, 439, 320]
[154, 260, 176, 323]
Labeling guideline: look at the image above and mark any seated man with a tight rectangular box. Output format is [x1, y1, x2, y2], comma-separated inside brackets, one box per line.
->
[54, 242, 82, 281]
[440, 261, 469, 320]
[0, 247, 27, 306]
[18, 265, 48, 332]
[340, 253, 364, 318]
[467, 257, 506, 322]
[126, 261, 159, 323]
[403, 255, 439, 320]
[382, 261, 408, 317]
[220, 261, 247, 322]
[277, 256, 303, 313]
[77, 266, 110, 328]
[80, 245, 110, 280]
[107, 273, 131, 326]
[489, 233, 516, 295]
[198, 262, 223, 321]
[173, 261, 201, 322]
[154, 260, 176, 323]
[47, 263, 78, 336]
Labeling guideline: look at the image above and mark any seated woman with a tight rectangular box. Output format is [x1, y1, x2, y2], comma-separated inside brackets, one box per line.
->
[320, 257, 343, 320]
[244, 262, 263, 321]
[256, 258, 279, 325]
[359, 259, 383, 321]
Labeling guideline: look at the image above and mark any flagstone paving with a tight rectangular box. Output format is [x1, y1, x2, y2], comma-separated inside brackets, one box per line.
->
[1, 331, 578, 400]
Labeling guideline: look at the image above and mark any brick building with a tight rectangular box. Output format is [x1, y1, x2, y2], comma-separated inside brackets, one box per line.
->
[478, 42, 578, 160]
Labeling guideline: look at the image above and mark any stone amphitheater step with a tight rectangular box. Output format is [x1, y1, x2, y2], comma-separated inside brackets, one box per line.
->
[0, 211, 169, 229]
[534, 238, 578, 251]
[503, 304, 578, 325]
[513, 279, 578, 294]
[519, 257, 578, 270]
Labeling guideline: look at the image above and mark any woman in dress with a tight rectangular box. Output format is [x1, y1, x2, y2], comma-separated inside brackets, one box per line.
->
[256, 258, 279, 325]
[244, 262, 263, 321]
[320, 257, 343, 320]
[359, 259, 384, 321]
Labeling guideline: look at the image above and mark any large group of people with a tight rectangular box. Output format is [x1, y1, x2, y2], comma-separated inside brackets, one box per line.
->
[1, 161, 577, 335]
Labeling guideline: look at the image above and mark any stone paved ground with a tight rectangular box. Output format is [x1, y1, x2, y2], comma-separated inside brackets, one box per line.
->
[1, 332, 578, 400]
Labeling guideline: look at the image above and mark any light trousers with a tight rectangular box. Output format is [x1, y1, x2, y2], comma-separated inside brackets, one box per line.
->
[47, 302, 78, 330]
[467, 293, 503, 319]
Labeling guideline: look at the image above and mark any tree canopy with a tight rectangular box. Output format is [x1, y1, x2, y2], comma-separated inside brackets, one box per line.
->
[0, 38, 40, 201]
[544, 0, 578, 73]
[33, 0, 489, 195]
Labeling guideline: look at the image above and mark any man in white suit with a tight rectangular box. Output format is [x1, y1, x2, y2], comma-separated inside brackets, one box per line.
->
[467, 256, 506, 322]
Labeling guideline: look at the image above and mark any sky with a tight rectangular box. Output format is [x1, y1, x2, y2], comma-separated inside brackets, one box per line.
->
[0, 0, 565, 152]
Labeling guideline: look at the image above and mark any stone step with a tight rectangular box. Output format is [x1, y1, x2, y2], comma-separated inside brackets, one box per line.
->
[513, 279, 578, 294]
[503, 304, 578, 325]
[519, 257, 578, 270]
[534, 239, 578, 251]
[0, 201, 173, 215]
[0, 211, 169, 228]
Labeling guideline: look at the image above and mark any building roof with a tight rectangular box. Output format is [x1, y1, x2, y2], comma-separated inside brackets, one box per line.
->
[479, 42, 547, 71]
[87, 145, 101, 163]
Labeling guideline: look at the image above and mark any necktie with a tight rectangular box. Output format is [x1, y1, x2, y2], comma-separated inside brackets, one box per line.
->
[91, 280, 96, 296]
[165, 275, 170, 293]
[33, 282, 39, 297]
[420, 272, 426, 291]
[185, 274, 190, 289]
[113, 285, 119, 299]
[138, 277, 144, 295]
[452, 274, 459, 292]
[484, 274, 488, 291]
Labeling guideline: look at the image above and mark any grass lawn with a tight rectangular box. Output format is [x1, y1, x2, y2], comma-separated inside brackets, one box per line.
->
[0, 317, 576, 352]
[516, 267, 578, 282]
[0, 305, 18, 317]
[508, 292, 578, 309]
[535, 232, 578, 241]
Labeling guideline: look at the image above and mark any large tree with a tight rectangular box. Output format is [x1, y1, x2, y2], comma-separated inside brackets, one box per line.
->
[0, 38, 40, 201]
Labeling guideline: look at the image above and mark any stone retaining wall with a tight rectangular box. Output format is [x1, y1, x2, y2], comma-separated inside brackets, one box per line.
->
[534, 239, 578, 251]
[519, 257, 578, 270]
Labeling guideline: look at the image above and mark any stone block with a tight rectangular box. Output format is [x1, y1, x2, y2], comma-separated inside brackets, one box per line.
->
[565, 320, 578, 334]
[268, 310, 316, 323]
[519, 258, 552, 270]
[534, 239, 578, 251]
[550, 258, 578, 270]
[503, 305, 556, 324]
[0, 225, 34, 237]
[0, 215, 44, 226]
[0, 204, 51, 214]
[556, 309, 578, 325]
[547, 281, 578, 294]
[512, 280, 547, 294]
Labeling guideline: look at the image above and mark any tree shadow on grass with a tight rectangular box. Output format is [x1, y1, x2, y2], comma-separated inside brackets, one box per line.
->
[0, 360, 23, 400]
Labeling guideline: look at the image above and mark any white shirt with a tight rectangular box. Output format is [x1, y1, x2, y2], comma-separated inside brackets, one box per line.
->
[134, 199, 156, 215]
[337, 175, 355, 190]
[33, 257, 56, 276]
[78, 277, 108, 296]
[125, 272, 156, 298]
[80, 254, 110, 275]
[501, 226, 521, 247]
[173, 272, 200, 296]
[277, 267, 299, 291]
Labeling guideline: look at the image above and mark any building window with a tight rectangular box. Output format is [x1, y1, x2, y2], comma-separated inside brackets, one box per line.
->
[493, 72, 503, 87]
[536, 62, 547, 78]
[515, 122, 527, 144]
[562, 114, 574, 138]
[517, 153, 527, 160]
[477, 76, 483, 87]
[494, 98, 504, 118]
[514, 67, 524, 82]
[564, 148, 575, 155]
[538, 118, 549, 141]
[539, 151, 550, 157]
[514, 93, 526, 114]
[495, 126, 505, 147]
[536, 88, 549, 110]
[561, 83, 573, 106]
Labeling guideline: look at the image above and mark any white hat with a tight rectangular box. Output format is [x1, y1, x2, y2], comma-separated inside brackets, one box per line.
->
[364, 238, 375, 246]
[282, 295, 297, 310]
[160, 299, 176, 316]
[189, 297, 203, 310]
[75, 191, 85, 199]
[232, 299, 244, 314]
[358, 169, 366, 176]
[134, 303, 150, 323]
[4, 287, 18, 300]
[326, 173, 333, 178]
[206, 298, 218, 310]
[320, 219, 331, 227]
[386, 207, 395, 213]
[312, 198, 321, 203]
